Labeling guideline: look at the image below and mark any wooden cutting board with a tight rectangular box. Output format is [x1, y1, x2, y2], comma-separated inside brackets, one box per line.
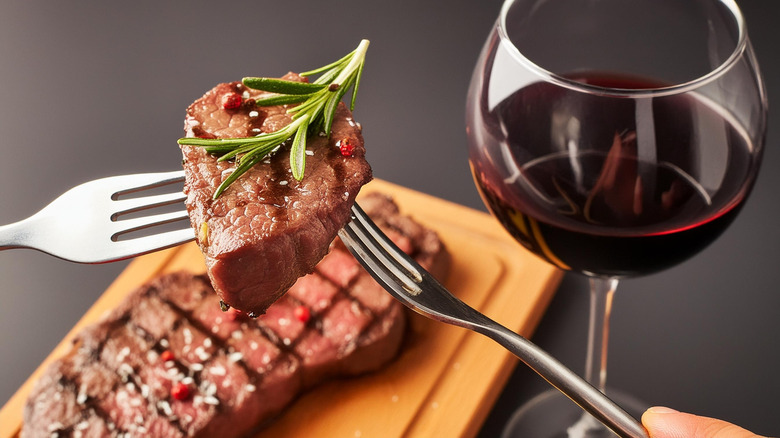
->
[0, 179, 562, 438]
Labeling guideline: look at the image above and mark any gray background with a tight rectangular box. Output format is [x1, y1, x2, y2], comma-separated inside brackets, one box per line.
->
[0, 1, 777, 436]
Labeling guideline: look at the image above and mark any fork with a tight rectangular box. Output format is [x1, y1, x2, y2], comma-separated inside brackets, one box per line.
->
[0, 170, 192, 263]
[0, 171, 647, 436]
[338, 203, 649, 438]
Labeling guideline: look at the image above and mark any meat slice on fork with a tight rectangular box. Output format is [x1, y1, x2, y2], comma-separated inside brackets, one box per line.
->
[180, 73, 372, 316]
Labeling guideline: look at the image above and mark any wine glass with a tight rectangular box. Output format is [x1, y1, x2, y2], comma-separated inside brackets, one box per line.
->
[465, 0, 767, 436]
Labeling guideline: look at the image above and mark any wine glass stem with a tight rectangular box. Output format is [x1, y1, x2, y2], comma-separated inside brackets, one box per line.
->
[584, 277, 618, 393]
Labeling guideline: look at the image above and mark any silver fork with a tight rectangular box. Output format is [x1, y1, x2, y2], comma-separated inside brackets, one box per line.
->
[338, 203, 648, 438]
[0, 170, 192, 263]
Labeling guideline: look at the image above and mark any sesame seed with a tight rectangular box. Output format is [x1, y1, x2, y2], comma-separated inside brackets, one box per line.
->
[183, 327, 193, 345]
[117, 347, 131, 362]
[195, 346, 210, 361]
[74, 421, 89, 431]
[48, 422, 64, 432]
[158, 400, 173, 416]
[118, 363, 134, 379]
[210, 365, 227, 376]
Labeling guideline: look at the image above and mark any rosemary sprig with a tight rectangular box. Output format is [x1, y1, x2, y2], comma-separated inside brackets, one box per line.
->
[178, 39, 369, 199]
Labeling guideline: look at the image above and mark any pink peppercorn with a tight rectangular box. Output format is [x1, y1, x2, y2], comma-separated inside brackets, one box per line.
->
[222, 93, 242, 110]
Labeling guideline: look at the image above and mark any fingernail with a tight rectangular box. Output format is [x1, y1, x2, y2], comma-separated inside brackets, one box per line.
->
[645, 406, 679, 415]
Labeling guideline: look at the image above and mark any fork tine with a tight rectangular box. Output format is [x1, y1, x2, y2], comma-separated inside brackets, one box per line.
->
[112, 210, 191, 238]
[101, 227, 194, 262]
[340, 204, 424, 297]
[340, 204, 471, 323]
[112, 191, 187, 217]
[107, 170, 185, 196]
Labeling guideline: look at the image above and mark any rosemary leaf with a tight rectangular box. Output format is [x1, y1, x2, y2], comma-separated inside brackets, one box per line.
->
[214, 154, 264, 198]
[289, 95, 325, 120]
[323, 74, 353, 135]
[203, 144, 245, 154]
[351, 60, 365, 110]
[254, 94, 309, 107]
[300, 49, 355, 77]
[290, 114, 310, 180]
[242, 77, 326, 94]
[237, 141, 278, 165]
[216, 142, 261, 162]
[178, 137, 255, 146]
[312, 68, 341, 86]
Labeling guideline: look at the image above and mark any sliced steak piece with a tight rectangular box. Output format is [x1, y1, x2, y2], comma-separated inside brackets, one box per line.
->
[22, 194, 449, 438]
[180, 73, 372, 316]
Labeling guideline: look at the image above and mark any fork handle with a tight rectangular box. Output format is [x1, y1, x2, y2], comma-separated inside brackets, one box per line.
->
[477, 322, 648, 438]
[0, 218, 35, 251]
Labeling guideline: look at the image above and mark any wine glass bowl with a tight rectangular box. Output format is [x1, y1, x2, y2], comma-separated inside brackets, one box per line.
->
[466, 0, 766, 436]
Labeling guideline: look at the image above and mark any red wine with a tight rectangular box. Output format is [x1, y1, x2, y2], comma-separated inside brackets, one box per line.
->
[468, 73, 760, 277]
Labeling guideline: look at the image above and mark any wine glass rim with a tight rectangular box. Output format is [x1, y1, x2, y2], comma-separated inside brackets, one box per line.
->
[497, 0, 748, 97]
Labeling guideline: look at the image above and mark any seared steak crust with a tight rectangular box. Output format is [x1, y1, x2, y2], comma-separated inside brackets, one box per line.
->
[181, 73, 372, 315]
[22, 194, 449, 438]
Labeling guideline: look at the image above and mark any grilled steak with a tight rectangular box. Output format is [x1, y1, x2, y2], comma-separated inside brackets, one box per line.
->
[180, 73, 372, 316]
[22, 193, 448, 438]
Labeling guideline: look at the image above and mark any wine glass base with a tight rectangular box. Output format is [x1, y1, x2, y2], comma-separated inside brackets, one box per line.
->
[501, 388, 648, 438]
